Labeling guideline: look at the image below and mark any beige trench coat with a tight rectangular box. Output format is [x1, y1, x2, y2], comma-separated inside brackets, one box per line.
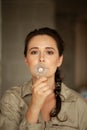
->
[0, 80, 87, 130]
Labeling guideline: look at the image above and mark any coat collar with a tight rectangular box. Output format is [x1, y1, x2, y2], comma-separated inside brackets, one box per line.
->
[21, 79, 32, 97]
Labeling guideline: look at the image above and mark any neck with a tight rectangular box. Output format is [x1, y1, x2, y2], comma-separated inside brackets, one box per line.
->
[47, 77, 55, 89]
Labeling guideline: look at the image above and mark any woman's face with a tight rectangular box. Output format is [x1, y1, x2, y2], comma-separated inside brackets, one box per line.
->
[25, 35, 63, 79]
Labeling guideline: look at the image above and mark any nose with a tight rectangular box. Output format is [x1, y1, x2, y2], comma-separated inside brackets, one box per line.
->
[39, 52, 45, 62]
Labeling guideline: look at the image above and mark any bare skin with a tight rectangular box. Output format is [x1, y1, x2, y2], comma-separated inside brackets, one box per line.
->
[41, 91, 56, 121]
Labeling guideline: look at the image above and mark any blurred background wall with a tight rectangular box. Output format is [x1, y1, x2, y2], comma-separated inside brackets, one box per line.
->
[0, 0, 2, 97]
[0, 0, 87, 97]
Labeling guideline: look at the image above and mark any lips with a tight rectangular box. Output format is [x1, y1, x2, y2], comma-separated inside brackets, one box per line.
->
[34, 64, 48, 77]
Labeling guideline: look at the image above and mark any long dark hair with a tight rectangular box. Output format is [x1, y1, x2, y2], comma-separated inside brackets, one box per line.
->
[24, 27, 64, 118]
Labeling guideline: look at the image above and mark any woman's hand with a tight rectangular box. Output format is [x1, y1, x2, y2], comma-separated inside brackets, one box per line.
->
[26, 77, 53, 123]
[32, 77, 52, 108]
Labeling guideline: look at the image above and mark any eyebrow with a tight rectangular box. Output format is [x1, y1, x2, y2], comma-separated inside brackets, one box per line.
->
[45, 47, 56, 51]
[29, 47, 38, 51]
[29, 47, 56, 51]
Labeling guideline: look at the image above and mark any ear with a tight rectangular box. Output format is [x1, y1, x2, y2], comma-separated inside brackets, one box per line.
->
[24, 57, 28, 66]
[57, 55, 63, 67]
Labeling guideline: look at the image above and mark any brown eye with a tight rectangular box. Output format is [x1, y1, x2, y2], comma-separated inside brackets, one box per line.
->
[30, 50, 38, 55]
[47, 50, 54, 55]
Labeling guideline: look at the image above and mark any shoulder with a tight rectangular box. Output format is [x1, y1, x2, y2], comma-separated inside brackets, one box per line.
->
[0, 80, 32, 107]
[61, 83, 87, 107]
[57, 84, 87, 128]
[61, 83, 87, 118]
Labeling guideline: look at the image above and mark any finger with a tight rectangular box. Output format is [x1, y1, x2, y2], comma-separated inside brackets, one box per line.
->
[32, 83, 49, 95]
[44, 89, 53, 96]
[32, 77, 47, 88]
[38, 85, 50, 93]
[34, 81, 48, 90]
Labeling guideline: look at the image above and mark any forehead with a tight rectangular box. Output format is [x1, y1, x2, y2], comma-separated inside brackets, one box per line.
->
[28, 35, 58, 48]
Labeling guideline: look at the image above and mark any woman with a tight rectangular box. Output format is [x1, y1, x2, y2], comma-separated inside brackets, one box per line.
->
[0, 27, 87, 130]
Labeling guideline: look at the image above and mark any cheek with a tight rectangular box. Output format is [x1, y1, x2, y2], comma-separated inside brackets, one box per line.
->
[46, 57, 58, 67]
[25, 58, 37, 75]
[46, 58, 58, 74]
[26, 56, 37, 66]
[51, 60, 58, 70]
